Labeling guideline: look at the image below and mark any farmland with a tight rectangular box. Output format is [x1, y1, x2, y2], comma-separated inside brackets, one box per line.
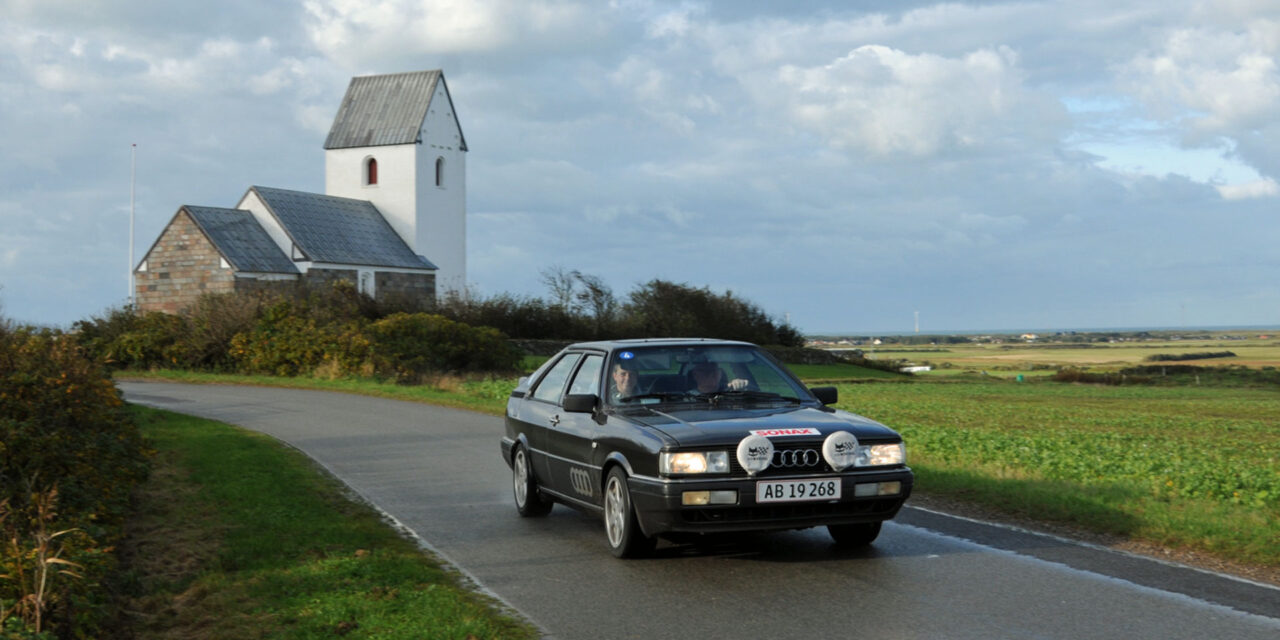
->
[835, 380, 1280, 566]
[826, 331, 1280, 378]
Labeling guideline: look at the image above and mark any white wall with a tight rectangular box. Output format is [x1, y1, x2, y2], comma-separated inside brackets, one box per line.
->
[415, 79, 467, 295]
[325, 143, 419, 255]
[236, 189, 303, 268]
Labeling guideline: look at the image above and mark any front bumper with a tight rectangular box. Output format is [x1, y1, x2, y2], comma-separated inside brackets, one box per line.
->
[627, 468, 914, 536]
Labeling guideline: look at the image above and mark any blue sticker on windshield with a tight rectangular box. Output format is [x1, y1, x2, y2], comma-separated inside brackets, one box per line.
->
[619, 351, 634, 360]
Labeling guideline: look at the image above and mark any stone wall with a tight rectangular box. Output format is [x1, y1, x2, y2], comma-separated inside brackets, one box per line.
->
[378, 271, 436, 301]
[135, 210, 237, 314]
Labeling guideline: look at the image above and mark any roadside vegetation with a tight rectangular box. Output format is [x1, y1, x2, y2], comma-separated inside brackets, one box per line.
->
[115, 406, 536, 640]
[72, 274, 808, 380]
[1, 319, 150, 639]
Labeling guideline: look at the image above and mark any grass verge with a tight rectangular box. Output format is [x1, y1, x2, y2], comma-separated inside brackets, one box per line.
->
[116, 405, 538, 639]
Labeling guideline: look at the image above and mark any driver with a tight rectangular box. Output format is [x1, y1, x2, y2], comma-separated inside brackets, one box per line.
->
[690, 361, 749, 393]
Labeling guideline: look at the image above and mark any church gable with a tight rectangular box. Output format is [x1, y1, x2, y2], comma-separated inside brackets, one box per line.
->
[323, 70, 465, 151]
[134, 208, 241, 314]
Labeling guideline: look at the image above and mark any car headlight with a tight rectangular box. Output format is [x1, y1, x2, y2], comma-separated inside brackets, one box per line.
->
[857, 443, 905, 467]
[661, 451, 729, 475]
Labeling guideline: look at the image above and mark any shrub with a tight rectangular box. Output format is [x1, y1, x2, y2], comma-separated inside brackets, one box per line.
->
[229, 301, 372, 377]
[73, 306, 191, 370]
[178, 293, 268, 370]
[1145, 351, 1236, 362]
[622, 280, 804, 346]
[0, 323, 149, 638]
[368, 313, 521, 380]
[434, 292, 591, 340]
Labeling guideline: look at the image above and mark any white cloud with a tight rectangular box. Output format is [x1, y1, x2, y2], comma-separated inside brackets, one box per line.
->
[773, 44, 1061, 157]
[1120, 14, 1280, 178]
[302, 0, 610, 67]
[1217, 178, 1279, 200]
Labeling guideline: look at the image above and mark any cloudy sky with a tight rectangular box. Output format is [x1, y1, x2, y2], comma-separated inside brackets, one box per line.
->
[2, 0, 1278, 334]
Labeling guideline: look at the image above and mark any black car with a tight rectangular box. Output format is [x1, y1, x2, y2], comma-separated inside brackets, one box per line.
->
[500, 338, 913, 557]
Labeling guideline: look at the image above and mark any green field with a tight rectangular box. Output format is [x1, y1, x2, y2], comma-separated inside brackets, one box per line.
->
[834, 381, 1280, 566]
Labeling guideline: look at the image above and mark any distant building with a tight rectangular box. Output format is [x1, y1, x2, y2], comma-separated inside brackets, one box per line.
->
[135, 70, 466, 314]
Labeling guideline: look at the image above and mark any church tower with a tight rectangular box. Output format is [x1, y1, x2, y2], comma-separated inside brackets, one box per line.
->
[323, 70, 468, 294]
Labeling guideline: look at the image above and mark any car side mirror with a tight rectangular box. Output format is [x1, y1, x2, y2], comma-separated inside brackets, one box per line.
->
[809, 386, 838, 405]
[562, 393, 599, 413]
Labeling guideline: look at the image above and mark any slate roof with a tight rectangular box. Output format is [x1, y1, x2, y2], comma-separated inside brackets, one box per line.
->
[251, 186, 436, 270]
[323, 70, 467, 151]
[183, 206, 299, 274]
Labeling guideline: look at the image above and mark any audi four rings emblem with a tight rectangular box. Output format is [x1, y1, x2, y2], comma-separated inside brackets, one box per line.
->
[569, 467, 595, 497]
[772, 448, 820, 467]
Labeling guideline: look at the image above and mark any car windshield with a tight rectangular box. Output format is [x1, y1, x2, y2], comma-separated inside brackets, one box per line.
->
[605, 344, 811, 407]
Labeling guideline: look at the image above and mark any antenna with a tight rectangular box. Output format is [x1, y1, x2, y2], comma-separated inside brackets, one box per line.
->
[129, 143, 136, 306]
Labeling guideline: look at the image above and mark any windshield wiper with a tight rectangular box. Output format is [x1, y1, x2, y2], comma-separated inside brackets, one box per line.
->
[704, 390, 804, 405]
[618, 391, 696, 403]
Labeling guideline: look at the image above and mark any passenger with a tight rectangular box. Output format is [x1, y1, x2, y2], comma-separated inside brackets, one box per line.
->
[689, 361, 749, 393]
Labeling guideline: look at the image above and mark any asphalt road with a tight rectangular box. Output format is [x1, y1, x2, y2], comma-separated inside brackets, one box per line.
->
[118, 381, 1280, 640]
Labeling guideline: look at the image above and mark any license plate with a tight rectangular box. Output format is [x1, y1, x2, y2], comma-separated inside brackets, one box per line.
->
[756, 478, 841, 503]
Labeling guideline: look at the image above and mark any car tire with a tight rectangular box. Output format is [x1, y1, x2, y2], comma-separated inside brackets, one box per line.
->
[512, 445, 553, 517]
[828, 522, 882, 547]
[603, 467, 655, 558]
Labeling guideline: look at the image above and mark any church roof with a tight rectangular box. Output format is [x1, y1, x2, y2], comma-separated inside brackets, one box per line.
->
[323, 70, 467, 151]
[183, 206, 299, 274]
[250, 186, 437, 270]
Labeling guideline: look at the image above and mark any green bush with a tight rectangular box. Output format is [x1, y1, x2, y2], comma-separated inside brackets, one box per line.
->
[0, 323, 150, 638]
[73, 306, 190, 369]
[368, 313, 521, 380]
[229, 300, 372, 377]
[434, 292, 592, 340]
[623, 280, 804, 346]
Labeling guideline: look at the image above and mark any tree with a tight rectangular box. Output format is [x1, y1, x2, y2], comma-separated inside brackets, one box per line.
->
[539, 265, 580, 312]
[574, 272, 616, 337]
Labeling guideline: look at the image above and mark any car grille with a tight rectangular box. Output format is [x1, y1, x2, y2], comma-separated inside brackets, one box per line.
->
[681, 497, 901, 525]
[729, 440, 831, 477]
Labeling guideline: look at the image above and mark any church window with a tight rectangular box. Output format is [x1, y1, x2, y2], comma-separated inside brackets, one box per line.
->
[366, 157, 378, 185]
[358, 269, 376, 297]
[435, 157, 445, 187]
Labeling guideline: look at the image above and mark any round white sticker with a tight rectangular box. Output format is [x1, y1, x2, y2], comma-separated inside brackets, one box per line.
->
[822, 431, 860, 471]
[736, 434, 774, 476]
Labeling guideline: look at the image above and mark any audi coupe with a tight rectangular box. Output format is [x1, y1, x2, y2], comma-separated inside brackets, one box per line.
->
[500, 338, 914, 557]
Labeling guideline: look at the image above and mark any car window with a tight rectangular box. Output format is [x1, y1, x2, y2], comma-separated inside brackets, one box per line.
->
[567, 354, 604, 396]
[531, 353, 582, 403]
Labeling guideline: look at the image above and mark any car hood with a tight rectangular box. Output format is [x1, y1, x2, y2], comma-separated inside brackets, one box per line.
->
[614, 405, 901, 448]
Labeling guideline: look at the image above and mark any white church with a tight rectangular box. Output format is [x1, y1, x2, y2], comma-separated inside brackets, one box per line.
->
[134, 70, 466, 314]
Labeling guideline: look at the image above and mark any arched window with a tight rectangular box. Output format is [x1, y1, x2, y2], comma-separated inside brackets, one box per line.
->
[435, 157, 444, 187]
[366, 157, 378, 185]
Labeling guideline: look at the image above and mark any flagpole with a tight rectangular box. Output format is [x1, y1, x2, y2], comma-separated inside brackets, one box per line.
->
[129, 143, 136, 306]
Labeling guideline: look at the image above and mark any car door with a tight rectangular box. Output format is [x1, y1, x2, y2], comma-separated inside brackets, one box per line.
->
[544, 353, 606, 508]
[520, 352, 583, 487]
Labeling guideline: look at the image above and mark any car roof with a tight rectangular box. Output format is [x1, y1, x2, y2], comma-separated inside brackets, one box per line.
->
[563, 338, 756, 351]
